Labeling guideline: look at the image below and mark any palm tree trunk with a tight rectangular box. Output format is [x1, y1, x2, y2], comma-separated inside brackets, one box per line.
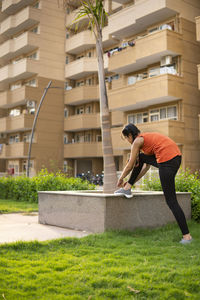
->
[96, 38, 118, 193]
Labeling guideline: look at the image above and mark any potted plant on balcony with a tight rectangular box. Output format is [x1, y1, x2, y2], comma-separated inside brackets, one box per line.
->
[64, 0, 117, 193]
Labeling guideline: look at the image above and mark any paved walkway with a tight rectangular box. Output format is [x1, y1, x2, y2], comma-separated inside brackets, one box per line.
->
[0, 213, 91, 244]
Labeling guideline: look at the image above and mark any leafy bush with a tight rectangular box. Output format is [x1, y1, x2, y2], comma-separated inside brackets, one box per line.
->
[142, 169, 200, 222]
[0, 169, 95, 203]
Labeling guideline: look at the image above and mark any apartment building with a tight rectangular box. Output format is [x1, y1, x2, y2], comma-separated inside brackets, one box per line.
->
[0, 0, 65, 175]
[0, 0, 200, 177]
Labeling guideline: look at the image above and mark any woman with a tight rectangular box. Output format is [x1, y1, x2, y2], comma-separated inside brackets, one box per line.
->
[114, 123, 192, 244]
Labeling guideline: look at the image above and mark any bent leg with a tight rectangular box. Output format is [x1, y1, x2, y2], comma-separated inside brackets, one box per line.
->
[128, 153, 158, 186]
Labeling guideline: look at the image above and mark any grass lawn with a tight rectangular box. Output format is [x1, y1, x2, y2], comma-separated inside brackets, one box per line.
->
[0, 199, 38, 214]
[0, 220, 200, 300]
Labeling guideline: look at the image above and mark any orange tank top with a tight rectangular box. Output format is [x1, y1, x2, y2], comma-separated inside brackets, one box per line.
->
[138, 132, 181, 163]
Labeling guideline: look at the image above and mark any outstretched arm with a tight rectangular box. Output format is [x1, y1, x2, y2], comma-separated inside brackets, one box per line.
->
[117, 137, 143, 187]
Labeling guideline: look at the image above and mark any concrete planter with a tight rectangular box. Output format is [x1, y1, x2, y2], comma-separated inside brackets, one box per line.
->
[38, 191, 191, 233]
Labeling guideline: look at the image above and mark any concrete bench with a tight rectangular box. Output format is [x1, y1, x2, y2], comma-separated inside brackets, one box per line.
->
[38, 191, 191, 233]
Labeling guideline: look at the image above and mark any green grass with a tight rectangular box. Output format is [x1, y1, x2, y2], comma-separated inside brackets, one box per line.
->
[0, 199, 38, 214]
[0, 221, 200, 300]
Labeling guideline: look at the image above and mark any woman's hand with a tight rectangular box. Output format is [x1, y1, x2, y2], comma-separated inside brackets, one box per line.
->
[117, 178, 123, 187]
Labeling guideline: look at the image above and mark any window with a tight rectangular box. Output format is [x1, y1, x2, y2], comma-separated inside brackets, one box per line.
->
[66, 32, 70, 39]
[9, 134, 20, 144]
[85, 106, 91, 114]
[9, 109, 20, 117]
[25, 79, 37, 87]
[23, 133, 31, 143]
[150, 106, 177, 122]
[150, 109, 159, 122]
[66, 56, 69, 64]
[65, 82, 72, 90]
[10, 83, 21, 90]
[76, 81, 84, 87]
[75, 107, 84, 115]
[96, 135, 102, 142]
[27, 52, 38, 60]
[84, 134, 91, 142]
[88, 52, 92, 57]
[167, 106, 177, 120]
[160, 65, 177, 75]
[128, 112, 148, 124]
[30, 26, 39, 34]
[64, 108, 68, 118]
[149, 67, 160, 77]
[64, 135, 68, 144]
[128, 76, 137, 85]
[86, 78, 92, 85]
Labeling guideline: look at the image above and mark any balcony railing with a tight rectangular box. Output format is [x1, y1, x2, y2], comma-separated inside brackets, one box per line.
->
[0, 6, 40, 37]
[0, 31, 40, 63]
[0, 142, 30, 158]
[108, 29, 182, 74]
[1, 0, 36, 15]
[0, 58, 39, 88]
[64, 113, 100, 131]
[64, 142, 102, 158]
[65, 85, 99, 105]
[66, 30, 95, 55]
[0, 85, 37, 109]
[65, 57, 98, 80]
[108, 0, 178, 39]
[0, 114, 34, 133]
[108, 74, 183, 111]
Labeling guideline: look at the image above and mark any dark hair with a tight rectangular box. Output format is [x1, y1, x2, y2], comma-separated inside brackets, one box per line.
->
[122, 123, 140, 141]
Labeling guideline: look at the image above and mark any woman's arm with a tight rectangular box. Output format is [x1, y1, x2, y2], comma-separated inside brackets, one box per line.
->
[117, 137, 143, 187]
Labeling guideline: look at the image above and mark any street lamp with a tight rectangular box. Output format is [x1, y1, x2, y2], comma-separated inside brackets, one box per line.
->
[26, 80, 64, 177]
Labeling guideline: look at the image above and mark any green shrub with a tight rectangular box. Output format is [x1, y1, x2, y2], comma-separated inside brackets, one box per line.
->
[142, 169, 200, 222]
[0, 169, 95, 203]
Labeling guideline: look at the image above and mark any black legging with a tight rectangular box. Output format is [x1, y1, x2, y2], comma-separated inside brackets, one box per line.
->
[128, 153, 189, 235]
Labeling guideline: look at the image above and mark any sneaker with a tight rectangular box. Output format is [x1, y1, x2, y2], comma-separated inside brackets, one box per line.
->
[114, 188, 133, 198]
[179, 238, 193, 245]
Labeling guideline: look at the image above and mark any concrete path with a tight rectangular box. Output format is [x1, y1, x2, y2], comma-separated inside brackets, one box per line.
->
[0, 213, 91, 244]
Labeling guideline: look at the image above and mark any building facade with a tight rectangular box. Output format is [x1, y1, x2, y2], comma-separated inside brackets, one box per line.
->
[0, 0, 200, 176]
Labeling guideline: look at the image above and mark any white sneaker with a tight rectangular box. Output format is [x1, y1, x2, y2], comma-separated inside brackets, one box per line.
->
[114, 188, 133, 198]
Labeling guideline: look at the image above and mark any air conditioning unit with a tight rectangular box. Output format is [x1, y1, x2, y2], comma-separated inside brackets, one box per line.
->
[160, 55, 173, 66]
[27, 100, 35, 108]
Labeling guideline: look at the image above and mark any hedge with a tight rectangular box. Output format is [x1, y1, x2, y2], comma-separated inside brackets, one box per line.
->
[0, 169, 95, 203]
[142, 168, 200, 222]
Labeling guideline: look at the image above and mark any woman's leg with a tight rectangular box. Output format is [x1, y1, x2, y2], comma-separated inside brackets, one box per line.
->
[158, 156, 191, 238]
[128, 153, 158, 186]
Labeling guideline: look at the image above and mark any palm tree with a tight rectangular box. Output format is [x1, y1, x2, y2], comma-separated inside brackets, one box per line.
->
[64, 0, 118, 193]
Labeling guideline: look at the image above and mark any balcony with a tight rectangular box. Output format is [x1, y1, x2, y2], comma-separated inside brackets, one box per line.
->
[111, 119, 185, 150]
[108, 29, 182, 74]
[65, 85, 99, 105]
[0, 6, 40, 38]
[108, 0, 179, 39]
[66, 30, 95, 55]
[65, 57, 98, 80]
[64, 113, 100, 132]
[0, 32, 40, 63]
[0, 114, 34, 133]
[1, 0, 36, 15]
[196, 16, 200, 42]
[198, 65, 200, 90]
[0, 58, 39, 89]
[0, 85, 37, 109]
[0, 142, 30, 159]
[64, 142, 102, 158]
[108, 74, 183, 111]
